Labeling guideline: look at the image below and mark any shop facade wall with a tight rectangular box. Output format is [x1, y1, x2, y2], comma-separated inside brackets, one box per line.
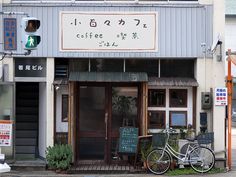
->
[2, 3, 213, 58]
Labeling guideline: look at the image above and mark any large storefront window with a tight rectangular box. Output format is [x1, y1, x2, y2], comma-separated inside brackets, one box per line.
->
[148, 88, 191, 130]
[0, 84, 14, 159]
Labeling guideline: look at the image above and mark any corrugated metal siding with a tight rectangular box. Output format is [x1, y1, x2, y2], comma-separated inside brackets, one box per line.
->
[3, 4, 213, 58]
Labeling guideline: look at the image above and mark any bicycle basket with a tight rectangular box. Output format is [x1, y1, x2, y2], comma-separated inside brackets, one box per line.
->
[152, 133, 167, 148]
[197, 132, 214, 145]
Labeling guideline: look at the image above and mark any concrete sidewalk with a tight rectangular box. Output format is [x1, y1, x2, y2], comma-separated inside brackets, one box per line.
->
[1, 170, 236, 177]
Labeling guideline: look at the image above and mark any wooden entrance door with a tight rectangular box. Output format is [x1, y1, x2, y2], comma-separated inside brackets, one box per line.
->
[78, 85, 107, 161]
[77, 84, 139, 163]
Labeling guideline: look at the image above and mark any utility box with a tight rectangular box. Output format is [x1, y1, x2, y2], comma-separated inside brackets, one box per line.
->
[201, 92, 212, 109]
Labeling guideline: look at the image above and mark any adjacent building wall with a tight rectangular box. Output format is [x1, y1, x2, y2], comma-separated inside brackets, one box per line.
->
[212, 0, 225, 156]
[39, 82, 46, 158]
[45, 58, 54, 151]
[196, 0, 225, 157]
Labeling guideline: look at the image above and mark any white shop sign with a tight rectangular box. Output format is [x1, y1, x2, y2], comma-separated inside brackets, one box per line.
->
[60, 11, 157, 52]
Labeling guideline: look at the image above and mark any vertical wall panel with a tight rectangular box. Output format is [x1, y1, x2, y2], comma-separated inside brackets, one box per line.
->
[3, 4, 213, 58]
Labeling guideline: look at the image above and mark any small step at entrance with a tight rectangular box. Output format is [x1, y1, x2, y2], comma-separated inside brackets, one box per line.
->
[9, 159, 46, 171]
[68, 163, 145, 174]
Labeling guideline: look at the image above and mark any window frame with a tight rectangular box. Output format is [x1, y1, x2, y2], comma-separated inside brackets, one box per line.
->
[148, 110, 166, 129]
[61, 94, 69, 122]
[148, 89, 166, 107]
[169, 89, 187, 107]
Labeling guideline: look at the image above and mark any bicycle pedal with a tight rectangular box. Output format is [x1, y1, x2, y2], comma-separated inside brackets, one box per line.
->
[179, 164, 185, 169]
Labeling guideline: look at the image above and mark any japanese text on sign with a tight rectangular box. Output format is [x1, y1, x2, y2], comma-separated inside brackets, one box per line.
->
[60, 12, 157, 51]
[4, 18, 17, 50]
[119, 127, 138, 154]
[215, 87, 227, 106]
[0, 122, 12, 147]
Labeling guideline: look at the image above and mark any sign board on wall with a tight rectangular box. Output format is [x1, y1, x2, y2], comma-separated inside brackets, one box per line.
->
[4, 18, 17, 50]
[15, 58, 46, 78]
[0, 121, 13, 147]
[60, 12, 157, 52]
[215, 87, 227, 106]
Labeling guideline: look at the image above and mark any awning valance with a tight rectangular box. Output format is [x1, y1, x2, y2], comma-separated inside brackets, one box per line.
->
[69, 72, 148, 82]
[148, 77, 199, 87]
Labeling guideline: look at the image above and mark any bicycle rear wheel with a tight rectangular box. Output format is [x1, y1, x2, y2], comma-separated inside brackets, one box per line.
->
[189, 146, 215, 173]
[146, 148, 171, 175]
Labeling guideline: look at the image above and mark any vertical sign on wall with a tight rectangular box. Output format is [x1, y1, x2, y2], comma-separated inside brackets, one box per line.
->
[215, 87, 228, 106]
[4, 18, 17, 50]
[0, 121, 13, 147]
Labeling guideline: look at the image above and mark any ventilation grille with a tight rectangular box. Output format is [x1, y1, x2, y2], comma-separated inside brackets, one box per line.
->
[55, 65, 68, 78]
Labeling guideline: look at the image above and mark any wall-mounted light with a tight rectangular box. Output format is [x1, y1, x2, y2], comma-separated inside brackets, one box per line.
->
[211, 34, 223, 61]
[55, 85, 60, 91]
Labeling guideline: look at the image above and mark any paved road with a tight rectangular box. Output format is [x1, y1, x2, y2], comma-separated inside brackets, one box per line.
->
[2, 127, 236, 177]
[1, 170, 236, 177]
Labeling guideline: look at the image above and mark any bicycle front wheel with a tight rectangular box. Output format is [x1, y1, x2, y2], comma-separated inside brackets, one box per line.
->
[146, 148, 171, 175]
[189, 146, 215, 173]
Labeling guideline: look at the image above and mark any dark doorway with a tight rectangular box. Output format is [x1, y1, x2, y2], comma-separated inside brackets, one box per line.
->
[15, 82, 39, 159]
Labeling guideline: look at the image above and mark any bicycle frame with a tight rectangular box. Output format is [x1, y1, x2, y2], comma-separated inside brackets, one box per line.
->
[159, 130, 199, 164]
[163, 142, 198, 163]
[147, 129, 215, 175]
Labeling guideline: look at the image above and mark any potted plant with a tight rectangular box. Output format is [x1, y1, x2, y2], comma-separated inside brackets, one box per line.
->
[45, 144, 73, 173]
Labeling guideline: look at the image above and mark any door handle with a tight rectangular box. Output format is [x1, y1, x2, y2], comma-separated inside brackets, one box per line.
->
[105, 113, 108, 140]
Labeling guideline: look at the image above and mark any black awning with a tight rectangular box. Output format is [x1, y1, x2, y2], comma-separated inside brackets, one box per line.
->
[69, 72, 148, 82]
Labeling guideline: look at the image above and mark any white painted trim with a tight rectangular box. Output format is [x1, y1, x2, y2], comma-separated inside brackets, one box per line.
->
[14, 77, 46, 82]
[147, 86, 193, 129]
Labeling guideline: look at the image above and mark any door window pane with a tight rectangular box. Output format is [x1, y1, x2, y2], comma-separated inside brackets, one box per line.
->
[112, 87, 138, 131]
[169, 89, 187, 107]
[62, 95, 68, 122]
[79, 86, 105, 131]
[148, 89, 166, 107]
[148, 111, 165, 129]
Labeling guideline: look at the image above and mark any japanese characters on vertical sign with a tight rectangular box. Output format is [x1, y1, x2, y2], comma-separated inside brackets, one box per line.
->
[0, 121, 13, 147]
[60, 12, 157, 51]
[215, 87, 227, 106]
[4, 18, 17, 50]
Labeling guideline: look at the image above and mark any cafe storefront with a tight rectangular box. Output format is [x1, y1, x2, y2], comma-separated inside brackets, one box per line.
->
[2, 1, 226, 167]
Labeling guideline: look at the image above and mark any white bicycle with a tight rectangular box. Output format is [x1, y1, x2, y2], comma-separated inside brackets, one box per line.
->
[146, 129, 215, 175]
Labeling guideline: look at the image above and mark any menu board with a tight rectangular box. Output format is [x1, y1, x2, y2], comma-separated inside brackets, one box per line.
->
[119, 127, 138, 154]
